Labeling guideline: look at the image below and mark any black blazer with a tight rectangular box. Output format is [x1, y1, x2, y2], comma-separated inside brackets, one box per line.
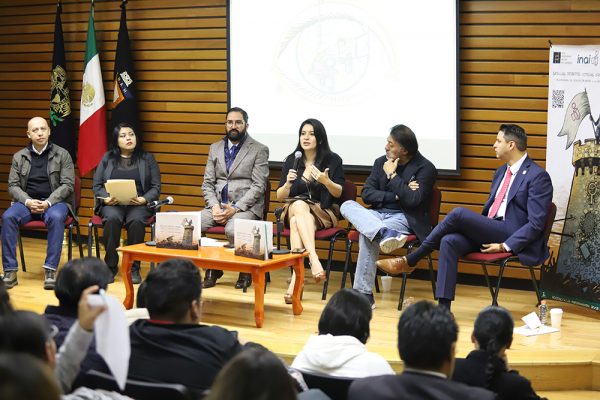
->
[92, 151, 161, 212]
[453, 350, 547, 400]
[349, 371, 497, 400]
[361, 151, 438, 243]
[278, 152, 345, 210]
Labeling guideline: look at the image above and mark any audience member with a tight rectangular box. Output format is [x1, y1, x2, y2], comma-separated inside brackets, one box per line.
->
[0, 352, 61, 400]
[276, 118, 345, 303]
[0, 279, 13, 315]
[2, 116, 76, 290]
[93, 123, 161, 284]
[453, 306, 547, 400]
[201, 107, 269, 290]
[127, 257, 251, 396]
[292, 288, 394, 377]
[348, 301, 497, 400]
[205, 347, 298, 400]
[377, 124, 553, 312]
[125, 280, 149, 325]
[0, 286, 110, 398]
[44, 257, 111, 381]
[340, 124, 437, 308]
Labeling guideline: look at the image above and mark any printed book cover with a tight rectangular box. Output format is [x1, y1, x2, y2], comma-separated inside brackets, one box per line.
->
[155, 212, 201, 250]
[234, 219, 273, 260]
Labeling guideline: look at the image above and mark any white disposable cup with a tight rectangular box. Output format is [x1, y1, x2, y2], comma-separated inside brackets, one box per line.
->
[381, 275, 392, 292]
[550, 308, 563, 328]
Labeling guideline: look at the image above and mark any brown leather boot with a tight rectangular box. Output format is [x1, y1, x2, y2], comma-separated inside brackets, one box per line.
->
[202, 269, 224, 288]
[376, 257, 415, 275]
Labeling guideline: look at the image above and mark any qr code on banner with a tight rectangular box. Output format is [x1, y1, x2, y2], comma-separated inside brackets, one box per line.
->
[552, 90, 565, 108]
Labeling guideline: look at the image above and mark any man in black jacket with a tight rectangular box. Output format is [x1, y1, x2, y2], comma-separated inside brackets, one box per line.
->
[340, 125, 437, 308]
[348, 301, 497, 400]
[2, 117, 75, 290]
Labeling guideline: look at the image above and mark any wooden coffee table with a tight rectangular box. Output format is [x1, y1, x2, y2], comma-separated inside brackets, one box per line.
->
[117, 243, 306, 327]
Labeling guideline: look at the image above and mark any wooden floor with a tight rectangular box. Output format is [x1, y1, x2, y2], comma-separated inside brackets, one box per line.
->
[6, 237, 600, 398]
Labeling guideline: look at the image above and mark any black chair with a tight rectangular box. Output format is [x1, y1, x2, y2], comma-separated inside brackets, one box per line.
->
[301, 370, 356, 400]
[459, 202, 558, 307]
[84, 370, 196, 400]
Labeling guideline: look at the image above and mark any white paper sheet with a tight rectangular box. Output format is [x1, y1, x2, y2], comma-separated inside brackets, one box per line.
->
[200, 237, 228, 247]
[514, 325, 560, 336]
[522, 311, 542, 330]
[88, 294, 130, 390]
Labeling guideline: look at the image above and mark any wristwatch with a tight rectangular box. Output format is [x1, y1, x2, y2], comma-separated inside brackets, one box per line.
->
[233, 205, 241, 213]
[387, 171, 396, 179]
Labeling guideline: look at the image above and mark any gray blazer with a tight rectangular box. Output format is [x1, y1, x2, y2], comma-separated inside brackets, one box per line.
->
[202, 134, 269, 218]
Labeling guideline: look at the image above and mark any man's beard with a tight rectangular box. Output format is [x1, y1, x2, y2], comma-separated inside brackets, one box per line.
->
[226, 126, 246, 142]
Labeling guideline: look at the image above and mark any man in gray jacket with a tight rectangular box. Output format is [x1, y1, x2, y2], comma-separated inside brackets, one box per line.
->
[201, 107, 269, 289]
[2, 117, 76, 290]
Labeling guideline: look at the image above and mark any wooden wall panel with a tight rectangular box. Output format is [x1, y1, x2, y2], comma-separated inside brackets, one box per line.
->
[1, 0, 599, 282]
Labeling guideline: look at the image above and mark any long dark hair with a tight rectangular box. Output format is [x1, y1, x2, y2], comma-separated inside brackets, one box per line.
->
[107, 123, 146, 165]
[473, 306, 514, 388]
[318, 288, 371, 344]
[292, 118, 332, 172]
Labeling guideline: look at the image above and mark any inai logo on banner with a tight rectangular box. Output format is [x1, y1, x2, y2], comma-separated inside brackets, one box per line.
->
[577, 51, 599, 66]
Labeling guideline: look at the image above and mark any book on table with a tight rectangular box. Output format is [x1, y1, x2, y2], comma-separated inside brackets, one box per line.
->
[234, 219, 273, 260]
[155, 212, 201, 250]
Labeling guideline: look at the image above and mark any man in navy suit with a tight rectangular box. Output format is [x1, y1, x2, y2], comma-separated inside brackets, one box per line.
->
[377, 124, 553, 311]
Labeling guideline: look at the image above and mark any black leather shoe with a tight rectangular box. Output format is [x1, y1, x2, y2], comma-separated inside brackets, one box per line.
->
[131, 269, 142, 284]
[235, 273, 252, 289]
[202, 269, 224, 288]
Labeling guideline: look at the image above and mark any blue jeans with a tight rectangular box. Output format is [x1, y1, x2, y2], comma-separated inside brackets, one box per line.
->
[1, 202, 68, 272]
[340, 201, 412, 295]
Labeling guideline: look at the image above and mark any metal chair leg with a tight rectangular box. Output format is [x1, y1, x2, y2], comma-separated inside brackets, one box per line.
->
[17, 231, 26, 272]
[94, 227, 100, 258]
[68, 225, 73, 260]
[76, 224, 83, 258]
[321, 238, 337, 300]
[397, 273, 409, 311]
[341, 240, 354, 289]
[493, 259, 509, 306]
[481, 262, 495, 299]
[529, 265, 542, 307]
[88, 221, 94, 258]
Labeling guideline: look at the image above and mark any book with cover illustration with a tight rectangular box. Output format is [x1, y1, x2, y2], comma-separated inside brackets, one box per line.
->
[234, 219, 273, 260]
[155, 212, 201, 250]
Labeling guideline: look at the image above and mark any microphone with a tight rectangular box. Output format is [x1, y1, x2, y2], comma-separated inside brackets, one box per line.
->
[292, 151, 302, 171]
[274, 206, 283, 220]
[147, 196, 174, 208]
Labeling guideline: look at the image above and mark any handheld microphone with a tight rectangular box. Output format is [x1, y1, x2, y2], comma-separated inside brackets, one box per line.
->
[292, 151, 302, 171]
[147, 196, 174, 208]
[274, 206, 283, 220]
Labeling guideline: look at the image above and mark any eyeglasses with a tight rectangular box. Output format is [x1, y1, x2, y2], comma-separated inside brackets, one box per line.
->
[48, 324, 59, 340]
[225, 120, 245, 128]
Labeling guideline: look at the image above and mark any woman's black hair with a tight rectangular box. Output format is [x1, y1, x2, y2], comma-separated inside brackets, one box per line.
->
[473, 306, 514, 388]
[107, 122, 146, 165]
[318, 288, 372, 344]
[54, 257, 111, 309]
[0, 353, 61, 400]
[204, 347, 297, 400]
[292, 118, 332, 171]
[0, 279, 13, 316]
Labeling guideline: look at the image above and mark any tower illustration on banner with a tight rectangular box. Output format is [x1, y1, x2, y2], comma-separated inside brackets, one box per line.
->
[544, 90, 600, 305]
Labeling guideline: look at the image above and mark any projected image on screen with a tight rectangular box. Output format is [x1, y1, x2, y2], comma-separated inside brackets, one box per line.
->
[230, 0, 458, 172]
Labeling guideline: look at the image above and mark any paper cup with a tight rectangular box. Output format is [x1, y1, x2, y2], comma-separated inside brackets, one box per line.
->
[381, 275, 392, 292]
[550, 308, 563, 328]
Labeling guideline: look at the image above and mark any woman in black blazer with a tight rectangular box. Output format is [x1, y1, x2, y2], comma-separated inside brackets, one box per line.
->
[276, 118, 345, 303]
[92, 123, 161, 284]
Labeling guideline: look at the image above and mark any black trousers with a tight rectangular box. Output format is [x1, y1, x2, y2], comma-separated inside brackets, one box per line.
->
[99, 205, 154, 272]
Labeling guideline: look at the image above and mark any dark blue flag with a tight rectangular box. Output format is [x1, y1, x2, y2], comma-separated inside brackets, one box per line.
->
[50, 2, 76, 162]
[110, 1, 140, 139]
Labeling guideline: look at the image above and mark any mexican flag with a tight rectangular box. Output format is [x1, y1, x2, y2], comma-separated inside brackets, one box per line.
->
[78, 1, 107, 177]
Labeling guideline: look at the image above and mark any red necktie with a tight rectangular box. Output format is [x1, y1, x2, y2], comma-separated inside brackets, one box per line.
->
[488, 167, 513, 219]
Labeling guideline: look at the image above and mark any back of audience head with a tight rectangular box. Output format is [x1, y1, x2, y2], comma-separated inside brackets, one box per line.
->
[144, 258, 202, 323]
[0, 352, 60, 400]
[0, 279, 13, 315]
[397, 300, 458, 375]
[0, 310, 57, 365]
[473, 306, 514, 388]
[205, 347, 297, 400]
[54, 257, 111, 309]
[136, 280, 148, 309]
[318, 288, 371, 344]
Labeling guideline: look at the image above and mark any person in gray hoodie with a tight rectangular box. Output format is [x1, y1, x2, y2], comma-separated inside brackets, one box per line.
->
[291, 288, 394, 377]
